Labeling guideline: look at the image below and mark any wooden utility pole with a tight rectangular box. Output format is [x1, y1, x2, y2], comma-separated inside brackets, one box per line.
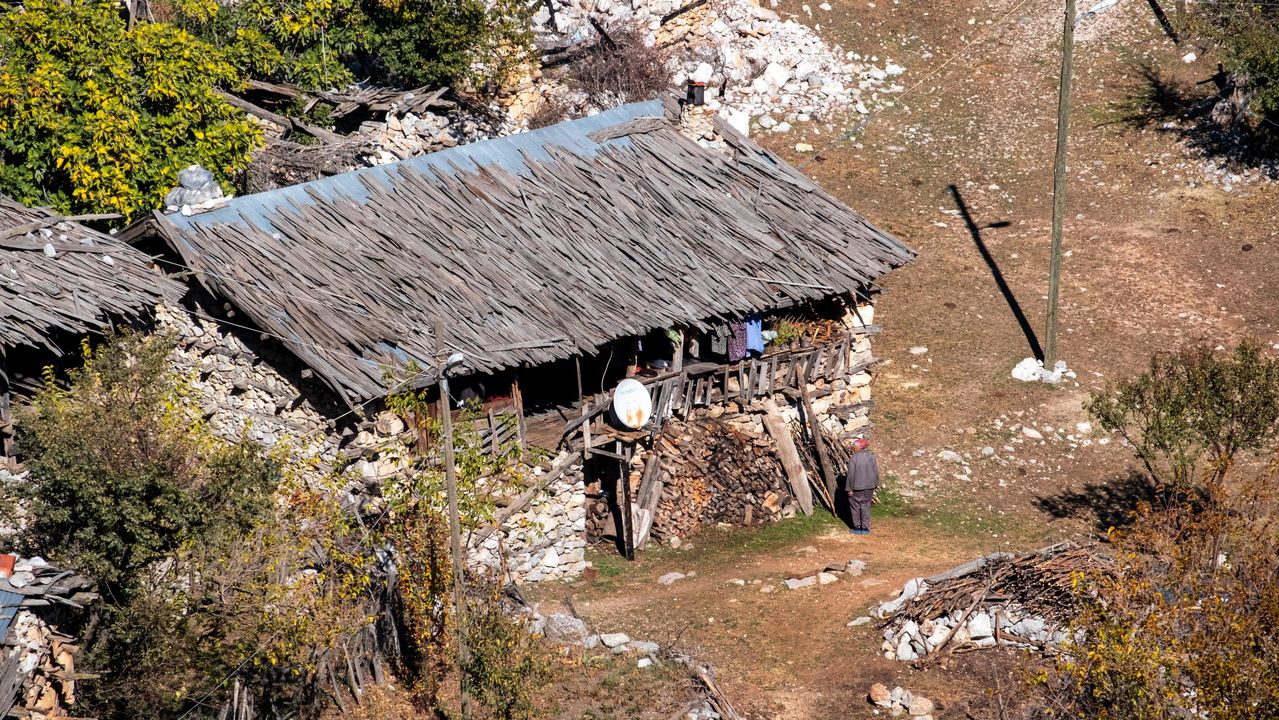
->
[435, 323, 472, 720]
[1045, 0, 1076, 367]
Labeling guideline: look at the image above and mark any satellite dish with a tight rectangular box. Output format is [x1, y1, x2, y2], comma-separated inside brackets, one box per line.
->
[611, 378, 653, 430]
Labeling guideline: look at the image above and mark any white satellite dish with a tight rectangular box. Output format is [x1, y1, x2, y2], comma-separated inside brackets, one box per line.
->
[611, 378, 653, 430]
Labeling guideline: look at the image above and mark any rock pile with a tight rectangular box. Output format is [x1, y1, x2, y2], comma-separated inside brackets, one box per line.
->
[359, 106, 507, 166]
[532, 0, 902, 123]
[531, 612, 663, 665]
[868, 683, 937, 719]
[784, 559, 864, 590]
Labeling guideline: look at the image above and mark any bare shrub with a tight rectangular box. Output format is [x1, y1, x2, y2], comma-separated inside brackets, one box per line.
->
[567, 23, 673, 107]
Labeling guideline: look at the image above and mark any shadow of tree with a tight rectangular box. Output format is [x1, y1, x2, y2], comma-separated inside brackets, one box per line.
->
[1116, 60, 1278, 175]
[1033, 469, 1164, 534]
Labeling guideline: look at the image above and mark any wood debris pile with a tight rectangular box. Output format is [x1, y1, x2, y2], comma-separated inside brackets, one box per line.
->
[871, 542, 1113, 664]
[1, 555, 97, 719]
[649, 418, 793, 545]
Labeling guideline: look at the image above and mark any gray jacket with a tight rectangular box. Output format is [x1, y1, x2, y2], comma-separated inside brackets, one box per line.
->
[845, 451, 880, 492]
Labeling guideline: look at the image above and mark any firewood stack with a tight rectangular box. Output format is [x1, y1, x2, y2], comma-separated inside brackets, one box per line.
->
[649, 418, 793, 545]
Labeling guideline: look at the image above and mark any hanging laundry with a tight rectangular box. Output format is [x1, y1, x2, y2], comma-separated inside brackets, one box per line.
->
[710, 324, 730, 356]
[728, 319, 748, 361]
[745, 314, 765, 356]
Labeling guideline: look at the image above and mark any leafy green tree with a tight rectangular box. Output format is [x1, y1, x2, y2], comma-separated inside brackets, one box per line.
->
[1086, 339, 1279, 499]
[0, 0, 261, 219]
[16, 331, 278, 593]
[166, 0, 533, 93]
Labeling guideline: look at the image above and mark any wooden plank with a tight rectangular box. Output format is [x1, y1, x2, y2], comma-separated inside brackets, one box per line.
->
[799, 383, 838, 502]
[761, 398, 813, 515]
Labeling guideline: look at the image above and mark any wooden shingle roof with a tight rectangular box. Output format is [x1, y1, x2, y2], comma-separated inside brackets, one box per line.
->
[149, 99, 914, 406]
[0, 199, 179, 354]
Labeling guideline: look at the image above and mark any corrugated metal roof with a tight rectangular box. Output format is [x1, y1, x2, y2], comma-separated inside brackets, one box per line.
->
[167, 100, 666, 237]
[0, 588, 21, 642]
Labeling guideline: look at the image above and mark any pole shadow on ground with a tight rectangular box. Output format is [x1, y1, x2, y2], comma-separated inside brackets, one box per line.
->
[946, 184, 1044, 362]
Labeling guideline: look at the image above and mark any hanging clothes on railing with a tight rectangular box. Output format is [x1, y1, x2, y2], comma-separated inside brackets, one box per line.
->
[745, 314, 765, 356]
[728, 319, 748, 361]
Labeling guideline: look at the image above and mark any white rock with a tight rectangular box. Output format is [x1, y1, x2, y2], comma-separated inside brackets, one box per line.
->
[691, 62, 714, 84]
[784, 576, 817, 590]
[968, 612, 993, 639]
[658, 571, 687, 586]
[909, 346, 928, 355]
[1022, 426, 1044, 440]
[600, 632, 630, 648]
[795, 142, 814, 152]
[848, 616, 873, 626]
[1182, 51, 1197, 63]
[817, 571, 839, 585]
[758, 114, 777, 129]
[939, 450, 963, 463]
[637, 657, 654, 668]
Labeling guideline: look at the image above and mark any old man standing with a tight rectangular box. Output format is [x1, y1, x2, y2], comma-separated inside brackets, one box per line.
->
[844, 437, 879, 535]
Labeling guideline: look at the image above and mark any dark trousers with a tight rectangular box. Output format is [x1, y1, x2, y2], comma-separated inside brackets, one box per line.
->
[850, 488, 874, 530]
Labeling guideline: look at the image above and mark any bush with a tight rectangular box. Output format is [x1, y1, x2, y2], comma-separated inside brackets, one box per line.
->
[1037, 475, 1279, 720]
[567, 23, 673, 107]
[1190, 1, 1279, 131]
[0, 0, 261, 220]
[17, 331, 277, 592]
[1085, 339, 1279, 499]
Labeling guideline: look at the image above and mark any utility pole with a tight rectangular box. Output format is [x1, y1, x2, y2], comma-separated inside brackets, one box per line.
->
[1045, 0, 1076, 368]
[435, 322, 472, 720]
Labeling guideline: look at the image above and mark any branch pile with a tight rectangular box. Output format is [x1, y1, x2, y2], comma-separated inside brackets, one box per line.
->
[871, 542, 1114, 663]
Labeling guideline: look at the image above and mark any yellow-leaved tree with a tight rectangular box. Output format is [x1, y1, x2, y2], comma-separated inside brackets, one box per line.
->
[0, 0, 261, 220]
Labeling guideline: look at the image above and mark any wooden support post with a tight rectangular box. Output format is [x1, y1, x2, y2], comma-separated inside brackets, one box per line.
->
[574, 355, 584, 406]
[1045, 0, 1075, 368]
[799, 382, 838, 502]
[619, 440, 635, 560]
[435, 323, 472, 720]
[511, 379, 527, 452]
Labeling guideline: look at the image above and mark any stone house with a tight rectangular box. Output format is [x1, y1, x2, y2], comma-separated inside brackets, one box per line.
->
[116, 96, 914, 580]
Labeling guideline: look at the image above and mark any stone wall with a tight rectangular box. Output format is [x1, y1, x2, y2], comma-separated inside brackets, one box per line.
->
[469, 457, 590, 583]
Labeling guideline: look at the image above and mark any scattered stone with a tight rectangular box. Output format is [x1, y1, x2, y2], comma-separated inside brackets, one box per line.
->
[631, 640, 660, 655]
[637, 657, 654, 668]
[1021, 426, 1044, 440]
[729, 578, 747, 586]
[784, 576, 818, 590]
[939, 450, 963, 463]
[658, 571, 687, 586]
[542, 613, 589, 644]
[846, 559, 866, 576]
[795, 142, 814, 152]
[817, 571, 839, 585]
[869, 683, 891, 706]
[909, 696, 934, 716]
[600, 632, 630, 648]
[909, 346, 928, 355]
[849, 616, 873, 627]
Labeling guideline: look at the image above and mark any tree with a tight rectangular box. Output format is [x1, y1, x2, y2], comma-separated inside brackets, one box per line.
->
[1190, 1, 1279, 134]
[1085, 339, 1279, 499]
[166, 0, 534, 94]
[16, 331, 277, 595]
[0, 0, 261, 220]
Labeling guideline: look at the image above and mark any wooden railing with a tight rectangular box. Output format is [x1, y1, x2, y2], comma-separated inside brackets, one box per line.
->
[565, 328, 876, 445]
